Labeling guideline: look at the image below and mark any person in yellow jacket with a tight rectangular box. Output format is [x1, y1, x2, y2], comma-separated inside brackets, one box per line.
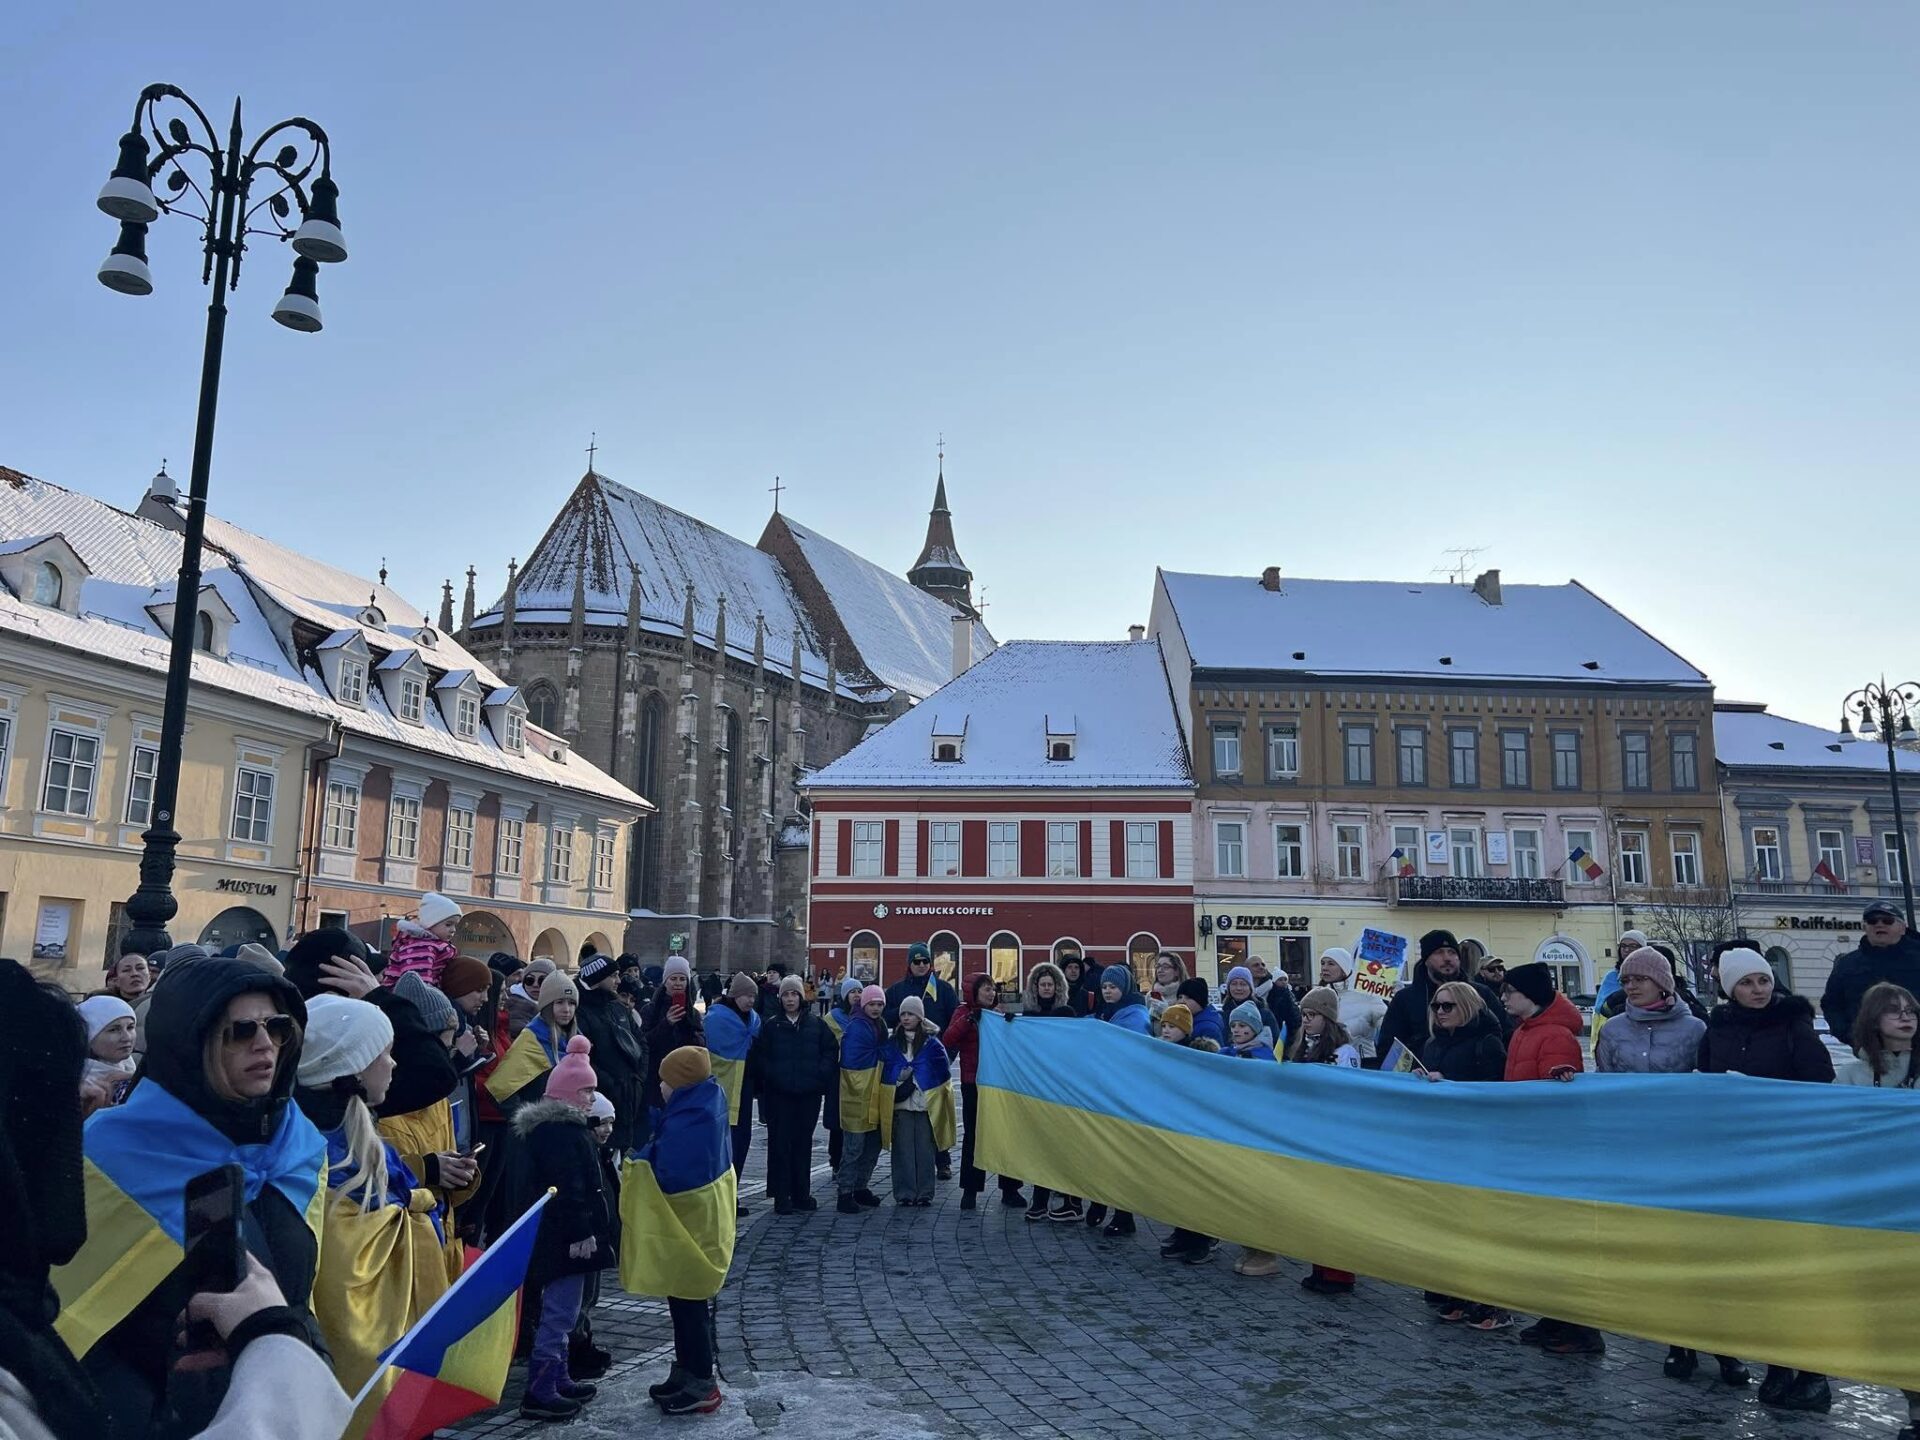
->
[378, 974, 480, 1284]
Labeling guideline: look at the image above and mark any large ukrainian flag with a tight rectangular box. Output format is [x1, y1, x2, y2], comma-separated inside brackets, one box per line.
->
[482, 1016, 558, 1106]
[705, 1003, 760, 1124]
[620, 1078, 737, 1300]
[978, 1014, 1920, 1388]
[52, 1081, 326, 1359]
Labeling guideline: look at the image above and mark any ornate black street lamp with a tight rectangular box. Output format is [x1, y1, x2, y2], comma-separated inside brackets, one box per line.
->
[1838, 679, 1920, 928]
[97, 84, 347, 956]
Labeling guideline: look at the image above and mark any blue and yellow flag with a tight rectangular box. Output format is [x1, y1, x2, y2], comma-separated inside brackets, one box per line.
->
[620, 1079, 737, 1301]
[879, 1033, 956, 1152]
[837, 1012, 886, 1136]
[704, 1003, 760, 1124]
[978, 1014, 1920, 1389]
[53, 1081, 326, 1359]
[482, 1017, 557, 1106]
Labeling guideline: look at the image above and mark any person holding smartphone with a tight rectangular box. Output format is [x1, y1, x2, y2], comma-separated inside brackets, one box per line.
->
[642, 957, 705, 1115]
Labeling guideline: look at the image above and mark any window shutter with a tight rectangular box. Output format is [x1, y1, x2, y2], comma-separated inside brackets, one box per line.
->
[1021, 820, 1046, 878]
[836, 818, 852, 877]
[1110, 820, 1125, 878]
[1080, 820, 1093, 879]
[1159, 819, 1175, 879]
[916, 819, 929, 878]
[884, 819, 900, 877]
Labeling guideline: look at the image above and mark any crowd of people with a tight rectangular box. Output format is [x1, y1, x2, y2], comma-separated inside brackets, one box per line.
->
[10, 888, 1919, 1440]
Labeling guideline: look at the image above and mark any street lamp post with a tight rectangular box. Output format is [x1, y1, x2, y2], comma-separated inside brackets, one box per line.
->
[96, 84, 347, 957]
[1838, 678, 1920, 929]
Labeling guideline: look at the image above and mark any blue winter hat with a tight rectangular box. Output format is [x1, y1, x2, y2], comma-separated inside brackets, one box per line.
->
[1226, 965, 1254, 989]
[1100, 964, 1133, 993]
[838, 977, 862, 1001]
[1229, 1001, 1262, 1034]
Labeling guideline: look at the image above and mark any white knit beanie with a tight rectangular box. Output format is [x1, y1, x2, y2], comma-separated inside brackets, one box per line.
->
[1716, 947, 1773, 996]
[76, 994, 135, 1042]
[297, 995, 395, 1086]
[416, 892, 463, 930]
[1319, 947, 1354, 979]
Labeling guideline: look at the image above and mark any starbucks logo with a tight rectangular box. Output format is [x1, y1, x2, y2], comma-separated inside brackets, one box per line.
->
[872, 903, 889, 919]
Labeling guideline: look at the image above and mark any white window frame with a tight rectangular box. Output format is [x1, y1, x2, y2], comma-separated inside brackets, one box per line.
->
[987, 821, 1019, 879]
[1752, 825, 1783, 882]
[1551, 730, 1581, 790]
[1622, 731, 1652, 791]
[338, 659, 366, 707]
[1448, 728, 1479, 788]
[1212, 725, 1241, 777]
[454, 694, 480, 740]
[1125, 821, 1159, 879]
[1885, 831, 1907, 885]
[1617, 829, 1648, 887]
[1816, 829, 1845, 879]
[323, 779, 360, 850]
[1671, 731, 1698, 791]
[1267, 724, 1298, 781]
[497, 815, 525, 876]
[1391, 823, 1424, 877]
[1671, 831, 1701, 888]
[594, 829, 617, 893]
[0, 713, 11, 804]
[851, 820, 884, 878]
[504, 709, 525, 753]
[1335, 822, 1366, 881]
[388, 794, 422, 861]
[42, 726, 100, 817]
[1214, 819, 1246, 878]
[1500, 730, 1530, 788]
[928, 821, 961, 877]
[1273, 822, 1306, 879]
[1510, 826, 1542, 879]
[229, 766, 275, 844]
[548, 824, 575, 885]
[1046, 820, 1079, 878]
[1449, 826, 1482, 878]
[1396, 727, 1426, 786]
[1566, 828, 1599, 886]
[1343, 725, 1374, 784]
[124, 741, 159, 826]
[398, 675, 425, 724]
[444, 807, 476, 871]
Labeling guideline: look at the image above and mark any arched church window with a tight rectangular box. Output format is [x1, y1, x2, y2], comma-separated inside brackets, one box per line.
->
[525, 681, 560, 732]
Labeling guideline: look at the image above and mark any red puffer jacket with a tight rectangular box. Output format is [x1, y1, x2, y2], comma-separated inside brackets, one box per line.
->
[1504, 992, 1585, 1081]
[943, 1004, 985, 1084]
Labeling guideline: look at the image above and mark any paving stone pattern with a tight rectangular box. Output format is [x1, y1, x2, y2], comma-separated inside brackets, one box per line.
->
[456, 1114, 1905, 1438]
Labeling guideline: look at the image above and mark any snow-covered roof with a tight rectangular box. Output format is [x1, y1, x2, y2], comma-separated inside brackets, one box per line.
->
[776, 516, 993, 699]
[0, 467, 645, 811]
[1714, 705, 1920, 774]
[1154, 570, 1708, 686]
[807, 640, 1193, 791]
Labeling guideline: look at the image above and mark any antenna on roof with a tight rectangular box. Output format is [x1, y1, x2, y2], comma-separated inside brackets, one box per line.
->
[1432, 546, 1487, 585]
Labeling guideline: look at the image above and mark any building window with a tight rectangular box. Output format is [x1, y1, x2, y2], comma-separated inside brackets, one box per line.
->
[1343, 725, 1374, 785]
[1751, 826, 1782, 882]
[1448, 728, 1479, 788]
[454, 695, 480, 740]
[398, 676, 425, 724]
[32, 561, 63, 607]
[230, 767, 274, 843]
[388, 795, 421, 861]
[1215, 820, 1246, 877]
[1551, 730, 1581, 790]
[1046, 821, 1079, 877]
[445, 808, 475, 870]
[1510, 827, 1542, 879]
[1392, 823, 1423, 876]
[1335, 822, 1366, 880]
[497, 816, 524, 876]
[0, 715, 10, 798]
[1396, 727, 1426, 786]
[1672, 831, 1701, 888]
[322, 780, 359, 850]
[849, 821, 883, 877]
[723, 711, 742, 814]
[1500, 730, 1530, 788]
[594, 830, 616, 892]
[548, 825, 575, 885]
[42, 728, 100, 816]
[338, 659, 366, 707]
[1885, 831, 1908, 885]
[988, 821, 1019, 878]
[1274, 823, 1305, 879]
[1622, 731, 1651, 791]
[1125, 821, 1158, 879]
[928, 821, 961, 877]
[1266, 724, 1298, 781]
[1211, 725, 1241, 779]
[933, 741, 960, 763]
[1671, 731, 1698, 791]
[195, 611, 215, 652]
[124, 743, 158, 826]
[504, 709, 525, 753]
[1449, 827, 1482, 878]
[525, 683, 559, 732]
[1618, 830, 1648, 886]
[1817, 829, 1845, 880]
[1566, 828, 1599, 885]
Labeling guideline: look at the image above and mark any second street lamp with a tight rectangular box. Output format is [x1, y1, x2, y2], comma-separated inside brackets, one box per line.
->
[1838, 678, 1920, 929]
[94, 83, 347, 958]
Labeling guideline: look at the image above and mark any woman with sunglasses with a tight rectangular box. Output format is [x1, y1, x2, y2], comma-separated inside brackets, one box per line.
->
[60, 955, 327, 1440]
[1418, 981, 1511, 1330]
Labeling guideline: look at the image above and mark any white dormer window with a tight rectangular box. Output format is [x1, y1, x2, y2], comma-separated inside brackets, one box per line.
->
[484, 686, 529, 754]
[398, 676, 425, 723]
[146, 583, 235, 659]
[931, 713, 968, 763]
[359, 605, 386, 630]
[375, 648, 432, 726]
[434, 670, 488, 743]
[318, 629, 372, 710]
[934, 741, 961, 762]
[0, 535, 90, 618]
[33, 561, 62, 607]
[338, 659, 365, 706]
[505, 709, 525, 752]
[1046, 713, 1077, 762]
[455, 694, 479, 739]
[195, 611, 216, 652]
[418, 627, 439, 647]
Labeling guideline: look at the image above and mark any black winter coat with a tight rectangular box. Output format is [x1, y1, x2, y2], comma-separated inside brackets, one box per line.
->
[508, 1099, 613, 1286]
[1420, 1010, 1508, 1082]
[1697, 994, 1835, 1083]
[884, 973, 958, 1031]
[641, 991, 705, 1102]
[1377, 964, 1504, 1062]
[751, 1008, 839, 1097]
[1821, 933, 1920, 1051]
[576, 986, 648, 1151]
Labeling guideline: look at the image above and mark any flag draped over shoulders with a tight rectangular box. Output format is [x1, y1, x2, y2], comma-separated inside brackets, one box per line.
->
[619, 1079, 737, 1301]
[483, 1016, 556, 1106]
[837, 1014, 885, 1136]
[704, 1004, 760, 1124]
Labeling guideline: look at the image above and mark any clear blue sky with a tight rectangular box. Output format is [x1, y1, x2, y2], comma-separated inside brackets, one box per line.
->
[3, 3, 1915, 728]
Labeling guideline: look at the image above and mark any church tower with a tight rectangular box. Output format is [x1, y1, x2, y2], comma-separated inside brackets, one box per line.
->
[906, 446, 974, 613]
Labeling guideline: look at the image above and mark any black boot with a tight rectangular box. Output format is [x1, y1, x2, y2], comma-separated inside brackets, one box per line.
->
[959, 1191, 978, 1211]
[1715, 1355, 1751, 1387]
[1757, 1365, 1793, 1406]
[1085, 1204, 1107, 1228]
[649, 1365, 687, 1400]
[657, 1372, 722, 1415]
[1000, 1186, 1025, 1207]
[837, 1194, 860, 1214]
[1102, 1213, 1135, 1238]
[1663, 1346, 1697, 1380]
[854, 1189, 883, 1209]
[1776, 1373, 1832, 1413]
[569, 1335, 612, 1380]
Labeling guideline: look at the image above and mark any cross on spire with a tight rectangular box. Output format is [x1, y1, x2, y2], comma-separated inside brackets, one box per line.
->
[936, 433, 944, 480]
[586, 432, 598, 474]
[769, 475, 785, 513]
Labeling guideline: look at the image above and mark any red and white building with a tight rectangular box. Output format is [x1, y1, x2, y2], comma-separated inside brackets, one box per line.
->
[803, 638, 1195, 989]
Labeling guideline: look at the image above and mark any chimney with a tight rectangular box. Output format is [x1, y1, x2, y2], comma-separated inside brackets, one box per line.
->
[952, 612, 972, 678]
[1260, 566, 1282, 593]
[1128, 624, 1145, 643]
[1472, 568, 1503, 606]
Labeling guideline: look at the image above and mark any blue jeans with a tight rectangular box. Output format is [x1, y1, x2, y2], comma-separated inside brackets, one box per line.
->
[533, 1273, 586, 1367]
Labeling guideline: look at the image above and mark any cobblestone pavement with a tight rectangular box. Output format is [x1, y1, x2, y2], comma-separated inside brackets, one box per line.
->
[455, 1119, 1906, 1439]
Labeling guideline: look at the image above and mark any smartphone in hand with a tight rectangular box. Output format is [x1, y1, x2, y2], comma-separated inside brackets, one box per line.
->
[183, 1164, 246, 1294]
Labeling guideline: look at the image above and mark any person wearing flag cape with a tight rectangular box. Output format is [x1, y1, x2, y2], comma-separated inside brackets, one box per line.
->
[881, 995, 956, 1206]
[835, 985, 890, 1212]
[704, 973, 763, 1204]
[621, 1046, 737, 1416]
[483, 970, 580, 1114]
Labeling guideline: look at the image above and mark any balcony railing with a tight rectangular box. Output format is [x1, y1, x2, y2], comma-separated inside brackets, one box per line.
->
[1392, 875, 1566, 907]
[1739, 878, 1897, 900]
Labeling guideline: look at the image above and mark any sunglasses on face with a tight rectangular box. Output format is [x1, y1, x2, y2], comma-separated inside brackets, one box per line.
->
[1430, 1001, 1459, 1014]
[223, 1014, 297, 1047]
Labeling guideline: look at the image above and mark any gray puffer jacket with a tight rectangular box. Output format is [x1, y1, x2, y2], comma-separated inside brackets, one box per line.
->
[1593, 998, 1707, 1074]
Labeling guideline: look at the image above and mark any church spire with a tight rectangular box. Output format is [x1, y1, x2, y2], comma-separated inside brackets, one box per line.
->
[907, 437, 973, 612]
[438, 579, 454, 632]
[460, 566, 476, 633]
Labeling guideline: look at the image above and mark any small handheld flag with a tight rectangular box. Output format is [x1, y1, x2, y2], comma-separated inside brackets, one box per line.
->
[1569, 846, 1605, 881]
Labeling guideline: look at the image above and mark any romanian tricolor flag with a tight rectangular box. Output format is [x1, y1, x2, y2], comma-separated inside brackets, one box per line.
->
[483, 1016, 559, 1106]
[620, 1078, 737, 1301]
[704, 1002, 761, 1124]
[53, 1081, 326, 1360]
[347, 1191, 549, 1440]
[1568, 845, 1605, 881]
[977, 1015, 1920, 1389]
[1389, 847, 1417, 878]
